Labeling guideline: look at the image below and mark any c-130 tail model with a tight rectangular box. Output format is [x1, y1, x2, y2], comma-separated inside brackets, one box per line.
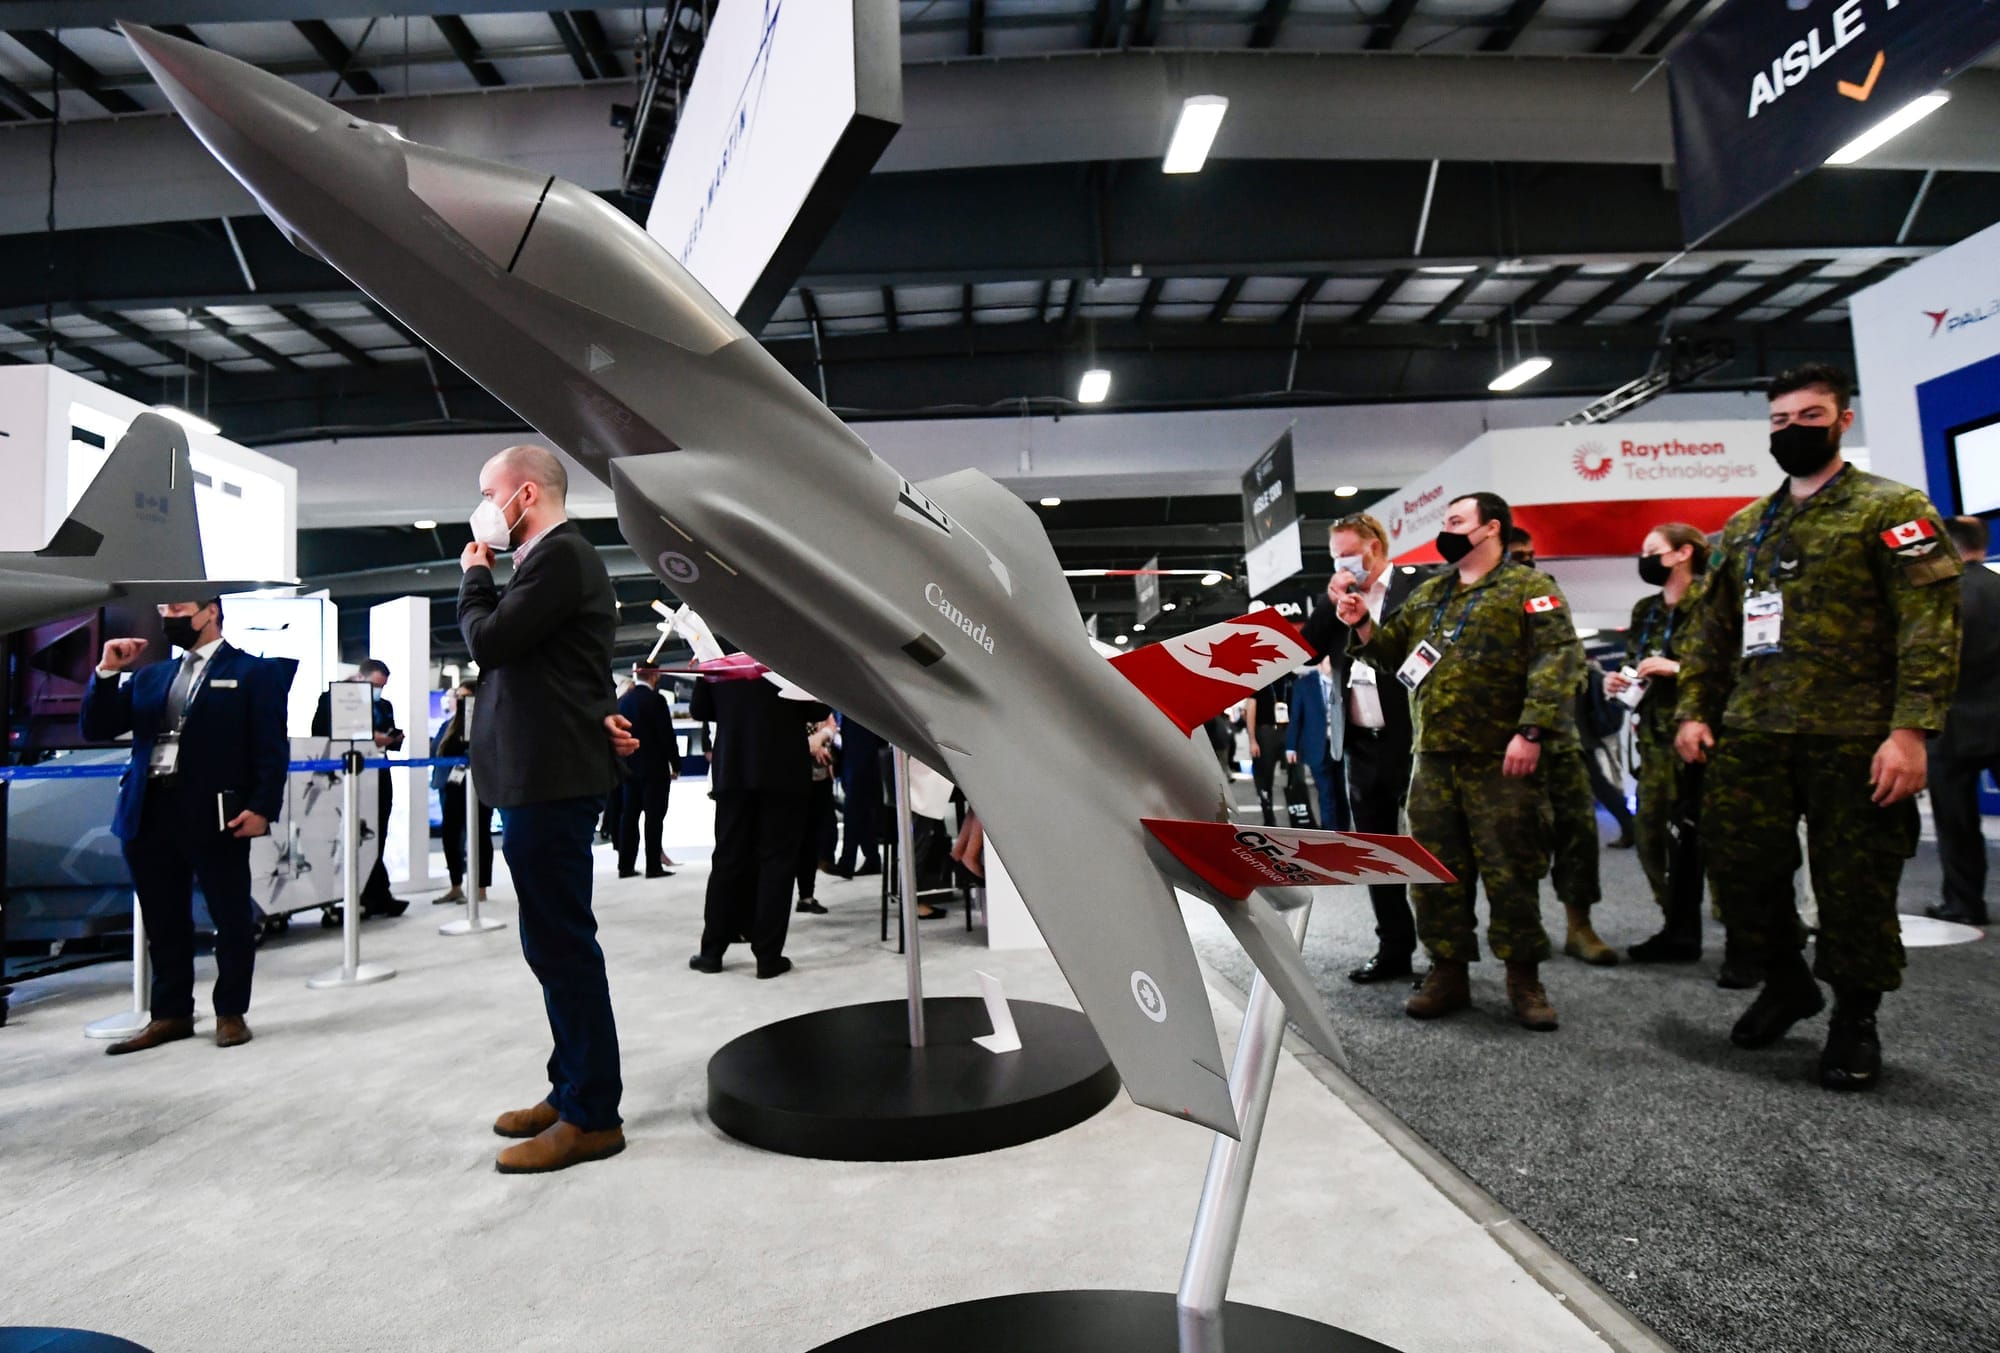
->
[124, 24, 1452, 1136]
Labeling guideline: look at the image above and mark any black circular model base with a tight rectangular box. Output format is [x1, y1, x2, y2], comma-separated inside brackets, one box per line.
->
[706, 997, 1120, 1160]
[808, 1290, 1402, 1352]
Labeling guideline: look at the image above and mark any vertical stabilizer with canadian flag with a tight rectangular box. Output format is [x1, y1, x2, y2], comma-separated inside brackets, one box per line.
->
[1110, 607, 1314, 734]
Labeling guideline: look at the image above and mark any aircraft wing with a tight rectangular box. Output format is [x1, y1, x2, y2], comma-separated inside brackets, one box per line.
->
[925, 736, 1240, 1137]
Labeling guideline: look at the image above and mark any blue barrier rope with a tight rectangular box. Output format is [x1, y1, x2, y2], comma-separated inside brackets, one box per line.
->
[0, 756, 471, 782]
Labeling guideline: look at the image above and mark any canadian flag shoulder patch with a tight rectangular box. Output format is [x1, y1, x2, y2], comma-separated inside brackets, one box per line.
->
[1880, 518, 1938, 549]
[1524, 594, 1562, 614]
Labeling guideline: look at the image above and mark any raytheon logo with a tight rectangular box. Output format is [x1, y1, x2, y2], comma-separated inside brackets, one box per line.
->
[925, 583, 995, 654]
[1573, 444, 1613, 481]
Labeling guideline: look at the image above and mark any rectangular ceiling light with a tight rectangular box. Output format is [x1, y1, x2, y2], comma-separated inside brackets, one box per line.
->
[1078, 368, 1112, 404]
[1824, 92, 1949, 166]
[1163, 95, 1229, 175]
[1488, 357, 1553, 393]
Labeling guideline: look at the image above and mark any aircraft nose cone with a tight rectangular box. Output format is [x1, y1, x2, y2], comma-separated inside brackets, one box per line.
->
[120, 21, 329, 154]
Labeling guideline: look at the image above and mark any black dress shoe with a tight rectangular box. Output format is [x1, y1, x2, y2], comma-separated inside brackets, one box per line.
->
[1820, 992, 1882, 1091]
[644, 868, 674, 879]
[1628, 931, 1702, 963]
[616, 869, 639, 879]
[362, 896, 409, 919]
[756, 956, 793, 979]
[795, 898, 828, 915]
[1348, 953, 1414, 984]
[1731, 976, 1825, 1049]
[1716, 942, 1765, 990]
[1924, 902, 1988, 926]
[1608, 830, 1635, 849]
[688, 953, 723, 974]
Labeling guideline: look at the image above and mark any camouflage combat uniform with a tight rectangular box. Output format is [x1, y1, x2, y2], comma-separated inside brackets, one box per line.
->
[1546, 735, 1602, 912]
[1626, 577, 1708, 915]
[1355, 561, 1583, 963]
[1677, 467, 1960, 991]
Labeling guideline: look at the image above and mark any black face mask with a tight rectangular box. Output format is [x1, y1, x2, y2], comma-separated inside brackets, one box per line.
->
[1770, 422, 1839, 478]
[1638, 553, 1675, 587]
[161, 614, 203, 649]
[1435, 526, 1482, 565]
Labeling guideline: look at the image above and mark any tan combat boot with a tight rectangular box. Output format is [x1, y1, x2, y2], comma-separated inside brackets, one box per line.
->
[1404, 959, 1471, 1020]
[1563, 904, 1618, 966]
[1506, 962, 1559, 1031]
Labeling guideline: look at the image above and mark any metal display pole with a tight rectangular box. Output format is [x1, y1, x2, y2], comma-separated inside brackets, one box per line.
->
[82, 893, 152, 1039]
[892, 746, 924, 1048]
[1174, 899, 1315, 1353]
[440, 696, 503, 936]
[308, 748, 396, 988]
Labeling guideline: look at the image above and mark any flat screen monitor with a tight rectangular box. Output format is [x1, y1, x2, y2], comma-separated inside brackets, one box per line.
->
[1946, 412, 2000, 517]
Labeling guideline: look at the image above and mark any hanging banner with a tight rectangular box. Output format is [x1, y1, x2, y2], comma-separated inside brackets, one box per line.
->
[1668, 0, 2000, 246]
[1135, 556, 1162, 624]
[1243, 429, 1302, 598]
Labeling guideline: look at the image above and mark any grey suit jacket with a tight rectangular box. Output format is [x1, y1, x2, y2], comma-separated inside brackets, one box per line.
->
[458, 522, 619, 808]
[1938, 563, 2000, 759]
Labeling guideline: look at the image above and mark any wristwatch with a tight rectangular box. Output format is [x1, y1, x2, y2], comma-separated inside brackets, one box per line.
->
[1516, 725, 1543, 743]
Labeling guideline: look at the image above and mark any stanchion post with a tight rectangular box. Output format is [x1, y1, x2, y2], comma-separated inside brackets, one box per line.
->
[892, 747, 925, 1049]
[1174, 898, 1316, 1353]
[83, 891, 152, 1039]
[308, 748, 396, 988]
[440, 696, 503, 936]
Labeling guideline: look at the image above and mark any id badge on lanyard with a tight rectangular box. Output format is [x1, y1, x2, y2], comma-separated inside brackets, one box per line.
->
[149, 736, 180, 776]
[1397, 641, 1443, 691]
[1742, 590, 1783, 657]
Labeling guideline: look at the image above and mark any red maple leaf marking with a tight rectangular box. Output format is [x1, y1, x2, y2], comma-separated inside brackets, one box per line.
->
[1192, 630, 1285, 677]
[1286, 837, 1396, 880]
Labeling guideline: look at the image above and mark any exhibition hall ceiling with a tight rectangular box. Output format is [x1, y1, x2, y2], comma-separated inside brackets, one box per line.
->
[0, 1, 1993, 645]
[0, 4, 1990, 445]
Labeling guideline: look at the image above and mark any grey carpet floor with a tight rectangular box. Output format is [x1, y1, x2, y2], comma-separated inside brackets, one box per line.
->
[1190, 801, 2000, 1353]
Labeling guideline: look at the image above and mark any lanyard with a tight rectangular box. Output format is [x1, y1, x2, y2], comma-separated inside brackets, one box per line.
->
[1638, 596, 1678, 654]
[1743, 463, 1848, 589]
[1427, 583, 1479, 646]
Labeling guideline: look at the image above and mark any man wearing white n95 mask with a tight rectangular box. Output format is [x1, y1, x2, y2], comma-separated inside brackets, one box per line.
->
[458, 444, 633, 1174]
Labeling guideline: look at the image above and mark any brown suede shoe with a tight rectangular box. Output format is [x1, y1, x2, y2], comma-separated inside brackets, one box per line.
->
[1405, 959, 1471, 1020]
[106, 1017, 196, 1056]
[495, 1120, 625, 1174]
[214, 1015, 253, 1048]
[1506, 961, 1560, 1031]
[493, 1101, 560, 1139]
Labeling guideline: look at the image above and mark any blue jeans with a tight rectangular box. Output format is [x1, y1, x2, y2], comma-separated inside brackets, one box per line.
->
[501, 796, 622, 1131]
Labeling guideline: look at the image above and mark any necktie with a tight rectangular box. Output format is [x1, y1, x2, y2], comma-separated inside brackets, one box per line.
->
[166, 652, 202, 731]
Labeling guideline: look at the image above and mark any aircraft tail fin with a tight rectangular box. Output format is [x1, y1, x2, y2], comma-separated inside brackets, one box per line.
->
[1110, 608, 1314, 735]
[37, 413, 206, 582]
[1211, 893, 1351, 1071]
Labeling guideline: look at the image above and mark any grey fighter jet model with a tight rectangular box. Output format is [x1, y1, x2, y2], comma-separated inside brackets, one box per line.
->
[0, 411, 262, 634]
[125, 24, 1453, 1135]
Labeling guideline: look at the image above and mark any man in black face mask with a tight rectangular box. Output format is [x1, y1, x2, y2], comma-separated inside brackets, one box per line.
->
[82, 598, 295, 1054]
[1675, 363, 1962, 1092]
[1341, 492, 1584, 1031]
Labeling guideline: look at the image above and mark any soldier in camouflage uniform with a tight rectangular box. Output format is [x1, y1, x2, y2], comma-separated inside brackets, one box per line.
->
[1545, 729, 1618, 965]
[1676, 364, 1960, 1091]
[1345, 491, 1583, 1030]
[1607, 523, 1711, 963]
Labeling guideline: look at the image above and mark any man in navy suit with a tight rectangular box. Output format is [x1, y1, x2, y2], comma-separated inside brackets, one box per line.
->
[82, 597, 294, 1054]
[1285, 656, 1350, 831]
